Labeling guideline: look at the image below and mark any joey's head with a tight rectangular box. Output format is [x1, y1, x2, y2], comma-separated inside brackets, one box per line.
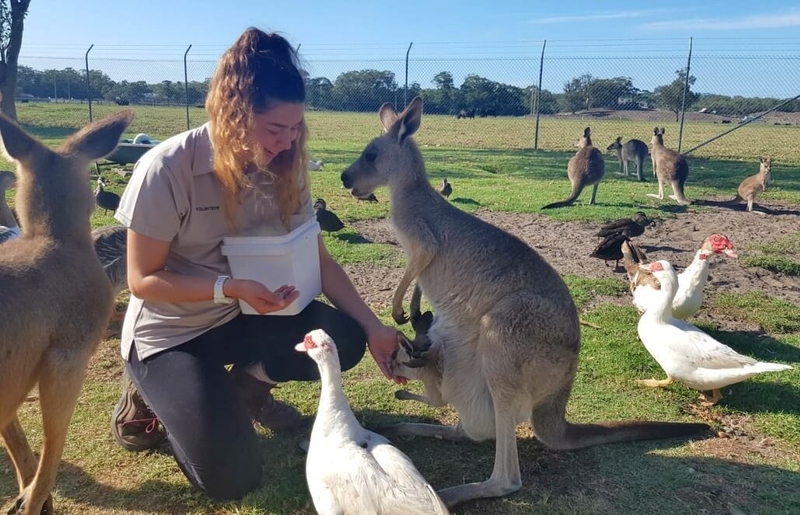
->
[699, 233, 737, 259]
[340, 96, 423, 198]
[760, 156, 772, 174]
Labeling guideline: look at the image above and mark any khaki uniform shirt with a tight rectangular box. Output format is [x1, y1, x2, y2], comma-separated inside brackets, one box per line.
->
[115, 123, 314, 361]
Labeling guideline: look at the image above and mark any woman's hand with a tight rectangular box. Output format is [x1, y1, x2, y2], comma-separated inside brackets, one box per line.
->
[226, 279, 299, 314]
[366, 323, 408, 385]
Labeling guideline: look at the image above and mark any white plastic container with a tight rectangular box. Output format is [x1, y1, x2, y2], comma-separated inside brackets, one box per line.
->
[221, 215, 322, 316]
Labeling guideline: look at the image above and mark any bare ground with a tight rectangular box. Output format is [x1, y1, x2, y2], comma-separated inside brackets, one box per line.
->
[345, 200, 800, 319]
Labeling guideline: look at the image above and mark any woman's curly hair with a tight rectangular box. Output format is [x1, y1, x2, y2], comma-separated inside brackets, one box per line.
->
[205, 27, 309, 230]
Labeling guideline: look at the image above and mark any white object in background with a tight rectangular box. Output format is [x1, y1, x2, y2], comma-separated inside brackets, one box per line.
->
[221, 216, 321, 315]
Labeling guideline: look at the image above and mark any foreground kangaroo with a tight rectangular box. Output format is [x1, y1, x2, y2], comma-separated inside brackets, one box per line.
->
[733, 157, 772, 213]
[606, 136, 648, 182]
[648, 127, 691, 205]
[0, 110, 133, 515]
[340, 97, 709, 508]
[542, 127, 605, 209]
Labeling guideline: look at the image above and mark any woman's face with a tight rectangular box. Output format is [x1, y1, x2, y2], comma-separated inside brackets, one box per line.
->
[253, 102, 305, 164]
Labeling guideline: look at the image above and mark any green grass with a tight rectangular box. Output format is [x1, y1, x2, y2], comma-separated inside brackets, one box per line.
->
[742, 255, 800, 276]
[2, 103, 800, 514]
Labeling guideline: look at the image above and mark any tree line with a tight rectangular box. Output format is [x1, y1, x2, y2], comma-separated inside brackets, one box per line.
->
[15, 65, 800, 118]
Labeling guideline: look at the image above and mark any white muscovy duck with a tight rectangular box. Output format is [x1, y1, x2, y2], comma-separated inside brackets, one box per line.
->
[0, 170, 21, 244]
[636, 259, 792, 405]
[296, 329, 449, 515]
[624, 233, 738, 319]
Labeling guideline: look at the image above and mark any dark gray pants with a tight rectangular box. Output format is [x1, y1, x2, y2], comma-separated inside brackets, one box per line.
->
[125, 300, 367, 500]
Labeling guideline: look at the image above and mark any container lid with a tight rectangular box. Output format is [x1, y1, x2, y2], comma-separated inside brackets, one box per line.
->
[222, 217, 320, 247]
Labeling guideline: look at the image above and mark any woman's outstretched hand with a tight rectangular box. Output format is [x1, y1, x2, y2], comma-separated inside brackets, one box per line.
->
[226, 279, 299, 314]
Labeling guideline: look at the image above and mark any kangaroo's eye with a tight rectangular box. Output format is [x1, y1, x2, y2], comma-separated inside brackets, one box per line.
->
[365, 151, 377, 162]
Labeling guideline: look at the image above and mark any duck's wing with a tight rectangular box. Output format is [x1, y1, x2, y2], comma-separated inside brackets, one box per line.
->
[668, 319, 759, 370]
[0, 225, 21, 244]
[590, 233, 626, 259]
[595, 218, 632, 237]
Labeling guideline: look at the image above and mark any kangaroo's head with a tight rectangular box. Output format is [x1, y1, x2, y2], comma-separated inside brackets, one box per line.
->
[760, 156, 772, 174]
[575, 126, 592, 148]
[606, 136, 622, 152]
[392, 308, 436, 378]
[651, 127, 665, 147]
[341, 96, 423, 198]
[0, 110, 133, 239]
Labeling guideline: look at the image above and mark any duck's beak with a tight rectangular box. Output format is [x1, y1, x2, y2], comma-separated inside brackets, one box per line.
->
[723, 248, 738, 259]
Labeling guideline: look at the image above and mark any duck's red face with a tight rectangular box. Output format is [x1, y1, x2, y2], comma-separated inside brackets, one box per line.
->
[707, 234, 738, 258]
[294, 330, 335, 354]
[641, 261, 664, 272]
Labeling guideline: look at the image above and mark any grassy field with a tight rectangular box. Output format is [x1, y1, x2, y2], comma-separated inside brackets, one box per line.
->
[2, 103, 800, 514]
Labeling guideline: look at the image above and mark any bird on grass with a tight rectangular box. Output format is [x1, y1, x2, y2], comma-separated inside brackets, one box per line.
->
[95, 177, 121, 214]
[356, 193, 379, 202]
[314, 198, 345, 235]
[438, 178, 453, 200]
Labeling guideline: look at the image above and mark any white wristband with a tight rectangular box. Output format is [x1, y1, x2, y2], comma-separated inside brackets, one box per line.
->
[214, 275, 234, 305]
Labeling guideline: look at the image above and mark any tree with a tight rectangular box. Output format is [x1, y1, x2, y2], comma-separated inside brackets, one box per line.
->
[562, 74, 594, 113]
[653, 68, 699, 122]
[432, 71, 454, 91]
[332, 69, 397, 111]
[0, 0, 31, 120]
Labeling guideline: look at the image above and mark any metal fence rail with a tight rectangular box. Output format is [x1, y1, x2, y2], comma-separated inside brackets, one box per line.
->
[17, 37, 800, 163]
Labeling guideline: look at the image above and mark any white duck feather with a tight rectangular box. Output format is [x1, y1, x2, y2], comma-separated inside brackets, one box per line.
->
[630, 234, 738, 319]
[297, 329, 449, 515]
[636, 260, 792, 403]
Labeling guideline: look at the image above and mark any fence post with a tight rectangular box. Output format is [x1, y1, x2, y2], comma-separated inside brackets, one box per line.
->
[404, 42, 413, 108]
[533, 39, 547, 152]
[184, 44, 192, 130]
[85, 44, 94, 122]
[296, 43, 301, 53]
[677, 36, 693, 153]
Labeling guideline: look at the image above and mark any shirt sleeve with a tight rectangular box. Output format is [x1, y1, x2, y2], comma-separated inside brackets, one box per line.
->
[114, 153, 188, 243]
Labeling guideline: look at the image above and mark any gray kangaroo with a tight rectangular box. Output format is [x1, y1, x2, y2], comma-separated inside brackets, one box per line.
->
[541, 127, 605, 209]
[648, 127, 691, 205]
[340, 96, 709, 509]
[606, 136, 648, 182]
[733, 157, 772, 213]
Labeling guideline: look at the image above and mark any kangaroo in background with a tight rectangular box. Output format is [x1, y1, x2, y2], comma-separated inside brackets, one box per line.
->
[340, 96, 709, 508]
[606, 136, 648, 182]
[732, 157, 772, 213]
[648, 127, 691, 205]
[0, 110, 133, 515]
[542, 127, 605, 209]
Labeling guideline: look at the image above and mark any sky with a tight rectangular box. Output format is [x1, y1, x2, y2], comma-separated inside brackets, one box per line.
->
[19, 0, 800, 98]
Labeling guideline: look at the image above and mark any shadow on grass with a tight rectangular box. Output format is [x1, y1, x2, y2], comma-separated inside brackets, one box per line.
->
[451, 197, 482, 207]
[0, 457, 200, 514]
[693, 198, 800, 216]
[334, 232, 373, 244]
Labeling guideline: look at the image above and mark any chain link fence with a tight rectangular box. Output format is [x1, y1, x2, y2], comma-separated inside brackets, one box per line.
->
[16, 38, 800, 164]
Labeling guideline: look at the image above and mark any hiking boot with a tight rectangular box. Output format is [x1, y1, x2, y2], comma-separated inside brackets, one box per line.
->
[232, 367, 308, 433]
[111, 369, 167, 452]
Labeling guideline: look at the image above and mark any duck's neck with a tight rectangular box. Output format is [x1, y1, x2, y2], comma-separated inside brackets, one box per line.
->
[315, 357, 360, 428]
[681, 250, 711, 288]
[643, 276, 678, 324]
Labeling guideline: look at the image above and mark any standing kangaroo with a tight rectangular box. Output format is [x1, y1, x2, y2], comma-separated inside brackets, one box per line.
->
[733, 157, 772, 213]
[606, 136, 648, 182]
[542, 127, 605, 209]
[0, 110, 133, 515]
[340, 97, 709, 509]
[648, 127, 691, 205]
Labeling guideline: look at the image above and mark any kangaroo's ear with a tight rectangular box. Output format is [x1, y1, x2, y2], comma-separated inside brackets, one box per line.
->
[660, 127, 666, 134]
[653, 127, 659, 135]
[583, 127, 591, 137]
[396, 331, 414, 354]
[379, 102, 398, 133]
[395, 96, 423, 142]
[617, 136, 622, 142]
[0, 113, 44, 164]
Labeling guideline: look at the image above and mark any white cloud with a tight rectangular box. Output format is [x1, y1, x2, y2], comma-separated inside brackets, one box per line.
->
[529, 10, 670, 25]
[640, 11, 800, 31]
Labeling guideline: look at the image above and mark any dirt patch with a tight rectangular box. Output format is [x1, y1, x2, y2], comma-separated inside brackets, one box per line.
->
[346, 201, 800, 314]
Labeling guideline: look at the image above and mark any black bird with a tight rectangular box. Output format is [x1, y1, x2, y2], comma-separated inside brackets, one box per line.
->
[590, 232, 631, 269]
[95, 177, 121, 214]
[356, 193, 378, 202]
[314, 198, 345, 235]
[438, 178, 453, 199]
[594, 211, 653, 238]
